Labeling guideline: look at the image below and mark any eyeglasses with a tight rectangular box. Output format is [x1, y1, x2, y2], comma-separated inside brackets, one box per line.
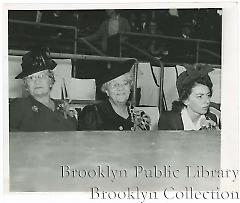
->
[26, 72, 49, 82]
[109, 81, 130, 89]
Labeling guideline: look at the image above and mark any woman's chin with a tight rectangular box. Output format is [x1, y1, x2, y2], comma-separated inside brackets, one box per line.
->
[114, 98, 128, 104]
[198, 110, 208, 115]
[32, 91, 49, 98]
[202, 108, 209, 114]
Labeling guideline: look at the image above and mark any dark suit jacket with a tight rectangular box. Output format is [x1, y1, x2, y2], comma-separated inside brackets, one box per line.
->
[158, 110, 218, 130]
[9, 96, 77, 132]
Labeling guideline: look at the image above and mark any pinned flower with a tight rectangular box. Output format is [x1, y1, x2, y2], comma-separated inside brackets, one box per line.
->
[130, 107, 151, 131]
[200, 117, 218, 130]
[32, 105, 39, 113]
[56, 99, 77, 119]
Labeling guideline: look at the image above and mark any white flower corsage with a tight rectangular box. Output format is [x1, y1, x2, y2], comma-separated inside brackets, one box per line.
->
[200, 117, 218, 130]
[130, 107, 151, 131]
[32, 105, 39, 113]
[56, 100, 77, 119]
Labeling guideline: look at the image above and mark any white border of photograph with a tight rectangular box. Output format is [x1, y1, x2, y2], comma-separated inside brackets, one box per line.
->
[1, 0, 239, 203]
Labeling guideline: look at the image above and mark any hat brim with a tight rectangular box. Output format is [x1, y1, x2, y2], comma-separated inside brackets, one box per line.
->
[101, 59, 136, 84]
[15, 64, 56, 79]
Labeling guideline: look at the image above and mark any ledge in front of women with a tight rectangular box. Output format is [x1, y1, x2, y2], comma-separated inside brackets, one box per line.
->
[9, 130, 221, 192]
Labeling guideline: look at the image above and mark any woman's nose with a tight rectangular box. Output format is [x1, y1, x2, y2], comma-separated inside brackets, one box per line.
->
[117, 85, 125, 90]
[34, 77, 41, 84]
[204, 96, 211, 105]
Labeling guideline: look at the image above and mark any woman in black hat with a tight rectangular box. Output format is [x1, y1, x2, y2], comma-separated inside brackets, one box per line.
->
[9, 47, 77, 131]
[158, 64, 219, 130]
[78, 59, 151, 131]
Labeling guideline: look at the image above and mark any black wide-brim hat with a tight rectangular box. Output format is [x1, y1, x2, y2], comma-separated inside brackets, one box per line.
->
[15, 47, 57, 79]
[101, 58, 136, 84]
[176, 64, 214, 96]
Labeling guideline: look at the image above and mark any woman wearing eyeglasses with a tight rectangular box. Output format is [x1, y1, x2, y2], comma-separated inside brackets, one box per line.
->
[78, 59, 151, 131]
[9, 47, 77, 131]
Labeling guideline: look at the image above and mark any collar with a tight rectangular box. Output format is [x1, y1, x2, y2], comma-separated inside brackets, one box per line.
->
[109, 14, 119, 21]
[98, 100, 131, 120]
[181, 107, 206, 130]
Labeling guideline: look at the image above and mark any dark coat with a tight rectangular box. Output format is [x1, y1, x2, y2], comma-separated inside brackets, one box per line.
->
[9, 96, 77, 131]
[158, 110, 218, 130]
[78, 100, 134, 131]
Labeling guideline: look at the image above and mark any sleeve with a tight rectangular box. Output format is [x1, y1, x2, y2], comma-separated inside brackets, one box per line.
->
[77, 105, 103, 131]
[9, 99, 24, 131]
[158, 112, 173, 130]
[85, 21, 106, 42]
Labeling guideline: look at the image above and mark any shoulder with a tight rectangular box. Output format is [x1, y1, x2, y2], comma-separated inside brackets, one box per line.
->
[158, 110, 182, 130]
[78, 104, 102, 130]
[161, 111, 180, 119]
[9, 97, 33, 131]
[159, 111, 181, 123]
[10, 97, 30, 105]
[9, 97, 32, 111]
[81, 104, 99, 114]
[206, 111, 218, 124]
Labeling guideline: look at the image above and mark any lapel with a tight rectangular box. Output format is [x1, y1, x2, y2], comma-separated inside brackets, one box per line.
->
[98, 100, 131, 122]
[28, 96, 56, 114]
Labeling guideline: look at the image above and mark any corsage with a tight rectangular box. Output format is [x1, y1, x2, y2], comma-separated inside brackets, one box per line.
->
[130, 107, 151, 131]
[56, 100, 77, 119]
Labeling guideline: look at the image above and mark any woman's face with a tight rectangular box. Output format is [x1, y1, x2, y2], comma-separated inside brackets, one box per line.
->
[25, 70, 52, 98]
[184, 83, 211, 116]
[106, 74, 131, 104]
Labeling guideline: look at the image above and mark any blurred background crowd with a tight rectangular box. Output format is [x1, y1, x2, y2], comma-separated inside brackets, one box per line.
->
[9, 9, 222, 82]
[9, 9, 222, 40]
[9, 9, 222, 57]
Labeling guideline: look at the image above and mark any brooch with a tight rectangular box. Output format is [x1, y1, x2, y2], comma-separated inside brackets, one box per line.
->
[118, 126, 124, 131]
[32, 105, 39, 113]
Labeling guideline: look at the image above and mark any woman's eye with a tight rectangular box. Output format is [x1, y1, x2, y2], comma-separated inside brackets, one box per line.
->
[112, 84, 118, 88]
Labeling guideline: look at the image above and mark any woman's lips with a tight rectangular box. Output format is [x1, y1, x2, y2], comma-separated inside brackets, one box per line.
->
[117, 93, 126, 96]
[202, 106, 209, 110]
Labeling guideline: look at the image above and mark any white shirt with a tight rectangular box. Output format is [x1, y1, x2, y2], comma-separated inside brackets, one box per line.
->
[181, 107, 206, 130]
[108, 15, 119, 36]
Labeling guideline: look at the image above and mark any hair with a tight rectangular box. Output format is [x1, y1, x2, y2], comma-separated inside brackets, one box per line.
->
[23, 70, 55, 91]
[101, 71, 134, 94]
[172, 76, 213, 112]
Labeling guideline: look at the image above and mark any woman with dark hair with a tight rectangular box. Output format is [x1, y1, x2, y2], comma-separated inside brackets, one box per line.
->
[158, 64, 219, 130]
[9, 47, 77, 131]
